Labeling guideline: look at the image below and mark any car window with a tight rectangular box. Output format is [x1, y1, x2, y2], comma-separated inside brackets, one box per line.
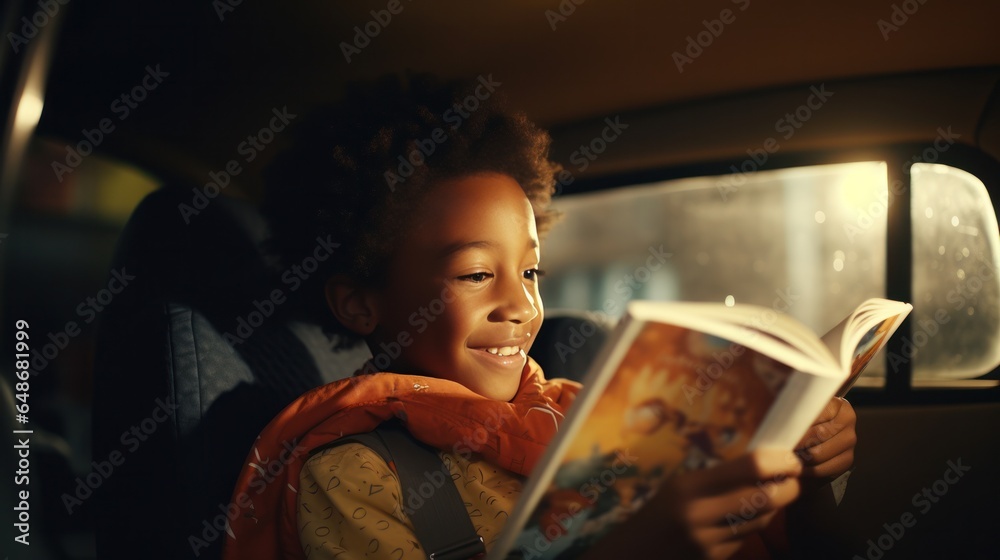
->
[540, 160, 1000, 386]
[911, 163, 1000, 381]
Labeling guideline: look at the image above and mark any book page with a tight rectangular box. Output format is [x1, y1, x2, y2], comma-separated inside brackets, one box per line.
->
[818, 298, 912, 396]
[837, 299, 911, 366]
[835, 313, 906, 396]
[498, 321, 793, 559]
[628, 301, 837, 375]
[819, 313, 850, 364]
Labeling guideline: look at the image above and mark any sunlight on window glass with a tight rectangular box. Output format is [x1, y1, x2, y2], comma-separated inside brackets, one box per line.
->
[911, 163, 1000, 380]
[541, 162, 888, 339]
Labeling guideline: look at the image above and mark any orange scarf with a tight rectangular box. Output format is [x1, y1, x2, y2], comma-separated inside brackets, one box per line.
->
[221, 358, 580, 560]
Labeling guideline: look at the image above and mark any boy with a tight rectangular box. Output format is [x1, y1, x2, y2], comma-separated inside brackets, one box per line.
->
[222, 74, 855, 559]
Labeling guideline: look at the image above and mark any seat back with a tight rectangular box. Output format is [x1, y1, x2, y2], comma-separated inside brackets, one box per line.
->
[92, 187, 364, 559]
[531, 310, 613, 383]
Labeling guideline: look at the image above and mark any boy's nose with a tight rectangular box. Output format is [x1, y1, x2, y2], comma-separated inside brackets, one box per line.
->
[490, 278, 539, 324]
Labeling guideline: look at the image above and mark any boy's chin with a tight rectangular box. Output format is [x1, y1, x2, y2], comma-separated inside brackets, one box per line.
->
[467, 380, 521, 402]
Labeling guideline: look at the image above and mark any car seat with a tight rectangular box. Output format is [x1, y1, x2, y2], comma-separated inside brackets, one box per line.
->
[91, 186, 608, 559]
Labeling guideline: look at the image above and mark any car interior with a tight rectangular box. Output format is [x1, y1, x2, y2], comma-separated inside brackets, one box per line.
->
[2, 1, 999, 559]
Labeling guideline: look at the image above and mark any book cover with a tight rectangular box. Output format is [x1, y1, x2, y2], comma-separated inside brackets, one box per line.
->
[509, 323, 790, 559]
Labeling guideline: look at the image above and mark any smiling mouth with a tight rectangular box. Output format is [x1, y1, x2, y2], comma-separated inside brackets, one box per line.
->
[473, 345, 528, 368]
[485, 346, 523, 357]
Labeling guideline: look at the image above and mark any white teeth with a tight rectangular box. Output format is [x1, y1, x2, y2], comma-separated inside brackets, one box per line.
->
[486, 346, 521, 357]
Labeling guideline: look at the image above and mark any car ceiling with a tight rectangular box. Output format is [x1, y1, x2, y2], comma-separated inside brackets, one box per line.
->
[28, 0, 1000, 192]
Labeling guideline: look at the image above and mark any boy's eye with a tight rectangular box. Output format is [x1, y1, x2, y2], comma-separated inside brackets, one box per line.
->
[458, 272, 492, 283]
[523, 268, 545, 281]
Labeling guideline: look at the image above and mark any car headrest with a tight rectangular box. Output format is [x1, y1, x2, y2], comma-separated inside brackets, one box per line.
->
[532, 310, 614, 382]
[92, 187, 361, 559]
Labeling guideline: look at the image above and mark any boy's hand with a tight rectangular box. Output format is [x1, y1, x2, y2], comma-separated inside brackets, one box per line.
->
[582, 449, 802, 560]
[784, 399, 857, 549]
[795, 397, 857, 483]
[658, 450, 802, 559]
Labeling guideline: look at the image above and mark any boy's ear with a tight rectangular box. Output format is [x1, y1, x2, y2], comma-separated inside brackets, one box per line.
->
[324, 274, 379, 336]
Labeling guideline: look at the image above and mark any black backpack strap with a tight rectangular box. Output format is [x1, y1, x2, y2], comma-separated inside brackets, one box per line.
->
[317, 422, 486, 560]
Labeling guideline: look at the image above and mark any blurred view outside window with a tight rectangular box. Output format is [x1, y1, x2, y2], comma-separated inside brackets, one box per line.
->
[2, 137, 160, 472]
[541, 161, 1000, 383]
[911, 163, 1000, 380]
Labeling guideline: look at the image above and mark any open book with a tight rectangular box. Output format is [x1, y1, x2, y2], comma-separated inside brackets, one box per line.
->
[489, 297, 912, 560]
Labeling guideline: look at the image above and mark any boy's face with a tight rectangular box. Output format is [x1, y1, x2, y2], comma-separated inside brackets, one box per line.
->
[369, 172, 544, 401]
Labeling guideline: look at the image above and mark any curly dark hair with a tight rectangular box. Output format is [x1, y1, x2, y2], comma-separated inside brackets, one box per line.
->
[261, 73, 560, 346]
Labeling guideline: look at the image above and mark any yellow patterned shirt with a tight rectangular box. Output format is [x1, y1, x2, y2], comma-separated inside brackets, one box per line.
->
[297, 442, 523, 559]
